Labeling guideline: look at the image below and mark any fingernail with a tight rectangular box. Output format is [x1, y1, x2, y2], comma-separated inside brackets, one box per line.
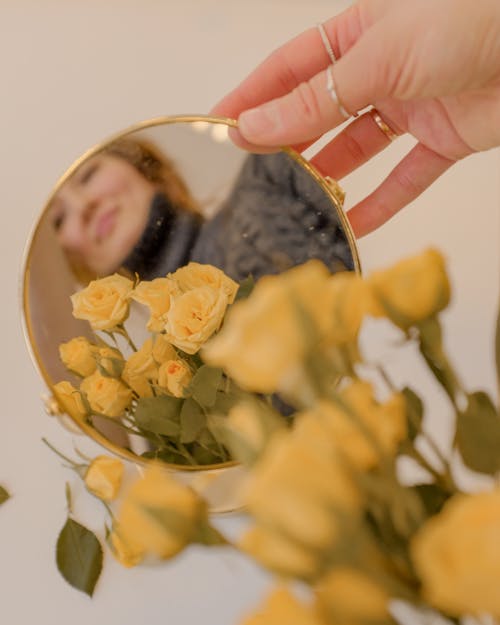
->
[239, 103, 280, 139]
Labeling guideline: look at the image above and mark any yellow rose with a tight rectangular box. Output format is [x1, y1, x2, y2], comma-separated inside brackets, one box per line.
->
[80, 371, 132, 417]
[109, 527, 144, 568]
[52, 381, 88, 420]
[324, 272, 370, 345]
[152, 334, 177, 364]
[164, 286, 229, 354]
[315, 568, 389, 624]
[96, 345, 124, 377]
[239, 527, 321, 580]
[131, 277, 180, 332]
[169, 262, 239, 304]
[71, 273, 134, 331]
[203, 260, 333, 393]
[59, 337, 97, 377]
[317, 383, 406, 470]
[116, 464, 207, 559]
[411, 490, 500, 616]
[84, 455, 124, 501]
[122, 338, 158, 398]
[158, 359, 192, 397]
[240, 586, 326, 625]
[368, 248, 450, 328]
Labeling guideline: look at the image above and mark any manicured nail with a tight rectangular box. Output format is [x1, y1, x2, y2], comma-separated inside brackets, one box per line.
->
[239, 103, 280, 139]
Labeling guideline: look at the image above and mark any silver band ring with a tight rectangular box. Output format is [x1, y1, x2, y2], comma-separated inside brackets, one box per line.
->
[317, 22, 338, 65]
[326, 65, 350, 120]
[368, 108, 398, 141]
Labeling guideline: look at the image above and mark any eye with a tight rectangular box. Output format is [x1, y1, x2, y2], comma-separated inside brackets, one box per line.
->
[52, 212, 65, 231]
[79, 162, 99, 185]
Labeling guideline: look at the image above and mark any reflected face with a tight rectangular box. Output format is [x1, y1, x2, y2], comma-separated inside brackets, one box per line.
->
[51, 154, 156, 276]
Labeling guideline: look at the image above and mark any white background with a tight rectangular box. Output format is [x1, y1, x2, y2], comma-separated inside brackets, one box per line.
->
[0, 1, 498, 623]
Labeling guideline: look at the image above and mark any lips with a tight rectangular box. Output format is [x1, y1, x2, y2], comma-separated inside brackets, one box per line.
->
[95, 207, 118, 241]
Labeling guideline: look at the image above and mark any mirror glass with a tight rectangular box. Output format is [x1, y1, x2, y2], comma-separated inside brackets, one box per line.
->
[23, 116, 358, 457]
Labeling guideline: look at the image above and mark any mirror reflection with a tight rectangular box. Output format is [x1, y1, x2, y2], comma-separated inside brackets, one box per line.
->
[24, 117, 358, 452]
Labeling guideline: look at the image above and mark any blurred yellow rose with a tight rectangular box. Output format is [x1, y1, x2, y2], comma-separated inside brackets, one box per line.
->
[368, 248, 450, 329]
[84, 455, 124, 501]
[324, 272, 370, 345]
[71, 274, 134, 331]
[158, 358, 192, 397]
[131, 277, 180, 332]
[170, 262, 239, 303]
[411, 490, 500, 616]
[239, 526, 321, 580]
[122, 338, 158, 398]
[109, 527, 144, 568]
[203, 260, 332, 394]
[240, 586, 326, 625]
[164, 286, 229, 354]
[59, 337, 97, 377]
[152, 334, 177, 364]
[53, 381, 87, 420]
[317, 383, 406, 469]
[116, 464, 207, 559]
[315, 567, 389, 624]
[80, 371, 132, 417]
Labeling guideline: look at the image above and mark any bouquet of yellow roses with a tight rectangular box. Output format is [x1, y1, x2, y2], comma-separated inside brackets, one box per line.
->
[53, 262, 255, 466]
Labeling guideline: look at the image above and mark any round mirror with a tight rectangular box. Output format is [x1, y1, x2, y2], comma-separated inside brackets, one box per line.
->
[22, 115, 360, 466]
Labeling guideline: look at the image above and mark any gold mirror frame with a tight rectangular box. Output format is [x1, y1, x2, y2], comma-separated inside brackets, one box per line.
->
[21, 114, 361, 475]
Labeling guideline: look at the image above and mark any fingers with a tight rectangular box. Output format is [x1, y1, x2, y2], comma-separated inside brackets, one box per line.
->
[347, 143, 455, 237]
[310, 109, 401, 180]
[210, 4, 366, 120]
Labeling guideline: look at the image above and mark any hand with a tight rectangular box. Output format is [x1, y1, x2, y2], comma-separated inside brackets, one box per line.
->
[211, 0, 500, 236]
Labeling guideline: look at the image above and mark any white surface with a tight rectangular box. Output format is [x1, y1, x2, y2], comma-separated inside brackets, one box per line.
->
[0, 1, 498, 623]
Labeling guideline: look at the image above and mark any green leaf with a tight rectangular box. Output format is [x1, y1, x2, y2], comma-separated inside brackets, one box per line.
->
[180, 399, 207, 443]
[402, 387, 424, 441]
[418, 317, 459, 404]
[189, 366, 223, 408]
[412, 483, 449, 516]
[134, 396, 182, 437]
[0, 485, 10, 505]
[456, 391, 500, 474]
[96, 357, 124, 378]
[234, 275, 255, 302]
[193, 522, 228, 546]
[56, 518, 103, 597]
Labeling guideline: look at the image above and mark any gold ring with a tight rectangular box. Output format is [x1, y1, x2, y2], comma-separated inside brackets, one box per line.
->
[368, 108, 398, 141]
[317, 23, 338, 65]
[326, 65, 350, 120]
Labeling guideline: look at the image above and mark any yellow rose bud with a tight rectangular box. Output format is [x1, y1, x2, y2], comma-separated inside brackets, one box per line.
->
[239, 527, 320, 580]
[59, 337, 97, 377]
[203, 260, 332, 394]
[122, 338, 158, 398]
[240, 586, 326, 625]
[116, 464, 207, 559]
[71, 274, 134, 331]
[368, 248, 450, 328]
[164, 286, 229, 354]
[84, 455, 124, 501]
[158, 359, 192, 397]
[80, 371, 132, 417]
[317, 383, 406, 469]
[96, 345, 124, 377]
[315, 568, 389, 623]
[131, 278, 180, 332]
[109, 528, 144, 568]
[52, 381, 87, 420]
[169, 262, 239, 304]
[411, 490, 500, 617]
[152, 334, 177, 364]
